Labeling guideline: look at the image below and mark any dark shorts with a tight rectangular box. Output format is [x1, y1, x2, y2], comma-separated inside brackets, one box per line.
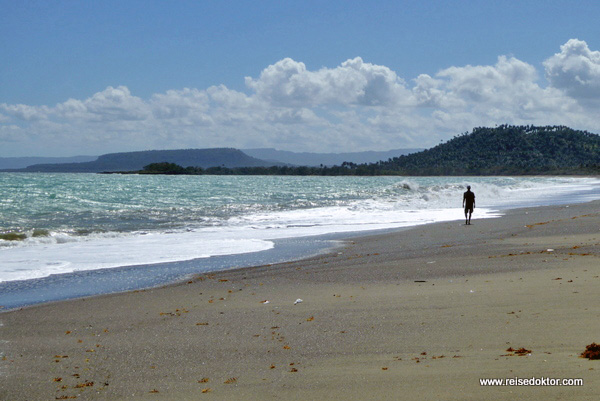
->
[465, 205, 474, 213]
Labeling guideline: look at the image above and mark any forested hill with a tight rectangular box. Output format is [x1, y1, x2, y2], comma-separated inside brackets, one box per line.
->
[119, 126, 600, 176]
[30, 126, 600, 176]
[378, 125, 600, 175]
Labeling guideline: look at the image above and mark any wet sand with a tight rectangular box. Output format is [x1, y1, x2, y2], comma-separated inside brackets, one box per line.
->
[1, 201, 599, 400]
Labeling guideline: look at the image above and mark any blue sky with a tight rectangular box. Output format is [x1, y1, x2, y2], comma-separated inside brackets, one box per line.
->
[1, 0, 600, 156]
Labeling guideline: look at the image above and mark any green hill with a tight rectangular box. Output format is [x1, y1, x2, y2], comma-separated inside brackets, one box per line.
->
[19, 126, 599, 176]
[121, 126, 600, 176]
[378, 125, 600, 175]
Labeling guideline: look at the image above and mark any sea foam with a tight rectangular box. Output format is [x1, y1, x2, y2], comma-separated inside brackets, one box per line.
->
[1, 174, 600, 283]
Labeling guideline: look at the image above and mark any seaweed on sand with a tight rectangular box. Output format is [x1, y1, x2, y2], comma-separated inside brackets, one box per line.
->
[581, 343, 600, 360]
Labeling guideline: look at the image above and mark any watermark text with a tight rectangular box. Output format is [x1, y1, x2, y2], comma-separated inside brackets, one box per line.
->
[480, 377, 583, 386]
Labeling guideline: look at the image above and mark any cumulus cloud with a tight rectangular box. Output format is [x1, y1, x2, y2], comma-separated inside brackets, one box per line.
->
[267, 108, 323, 125]
[412, 74, 450, 107]
[0, 103, 50, 121]
[544, 39, 600, 99]
[407, 53, 587, 129]
[1, 39, 600, 156]
[54, 86, 150, 122]
[245, 57, 411, 107]
[432, 56, 539, 106]
[150, 88, 209, 120]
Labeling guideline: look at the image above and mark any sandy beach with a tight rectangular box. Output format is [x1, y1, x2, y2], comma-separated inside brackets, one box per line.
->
[1, 200, 599, 400]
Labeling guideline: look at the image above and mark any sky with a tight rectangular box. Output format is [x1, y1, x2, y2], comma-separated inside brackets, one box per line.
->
[1, 1, 600, 157]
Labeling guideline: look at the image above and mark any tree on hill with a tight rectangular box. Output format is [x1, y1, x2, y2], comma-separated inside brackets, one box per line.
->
[380, 125, 600, 175]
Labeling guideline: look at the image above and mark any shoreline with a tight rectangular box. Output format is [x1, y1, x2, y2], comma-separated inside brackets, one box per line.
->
[1, 200, 599, 400]
[2, 174, 600, 310]
[0, 205, 560, 312]
[0, 234, 350, 312]
[0, 209, 503, 312]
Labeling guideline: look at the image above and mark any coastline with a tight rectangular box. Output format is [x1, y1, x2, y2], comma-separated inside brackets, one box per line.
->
[0, 234, 349, 311]
[1, 200, 599, 400]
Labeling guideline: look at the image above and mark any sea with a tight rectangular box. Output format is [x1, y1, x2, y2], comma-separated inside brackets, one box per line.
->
[1, 173, 600, 309]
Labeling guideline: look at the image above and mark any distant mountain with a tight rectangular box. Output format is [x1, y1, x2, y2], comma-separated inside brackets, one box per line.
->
[9, 148, 281, 173]
[378, 125, 600, 175]
[242, 148, 423, 166]
[0, 156, 97, 170]
[9, 126, 596, 176]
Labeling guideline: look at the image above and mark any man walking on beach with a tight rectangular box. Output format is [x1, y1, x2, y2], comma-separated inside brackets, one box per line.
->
[463, 185, 475, 225]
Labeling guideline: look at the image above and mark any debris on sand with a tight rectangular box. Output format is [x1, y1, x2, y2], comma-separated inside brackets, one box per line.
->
[581, 343, 600, 360]
[502, 347, 532, 356]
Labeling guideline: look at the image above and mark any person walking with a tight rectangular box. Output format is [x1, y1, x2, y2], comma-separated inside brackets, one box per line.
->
[463, 185, 475, 225]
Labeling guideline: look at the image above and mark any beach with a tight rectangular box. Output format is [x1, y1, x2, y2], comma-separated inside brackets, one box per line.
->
[1, 200, 599, 400]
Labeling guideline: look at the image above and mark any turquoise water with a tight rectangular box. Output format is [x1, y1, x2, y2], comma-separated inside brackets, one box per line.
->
[1, 173, 442, 234]
[1, 173, 600, 287]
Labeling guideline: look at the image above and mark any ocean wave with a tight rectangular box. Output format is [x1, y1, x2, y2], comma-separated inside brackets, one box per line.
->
[2, 175, 600, 283]
[0, 231, 275, 282]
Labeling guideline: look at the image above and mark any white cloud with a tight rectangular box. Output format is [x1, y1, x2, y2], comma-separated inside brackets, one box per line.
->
[0, 103, 49, 121]
[207, 85, 256, 109]
[412, 74, 453, 108]
[544, 39, 600, 100]
[84, 86, 150, 121]
[267, 108, 323, 125]
[54, 86, 150, 122]
[1, 39, 600, 156]
[434, 56, 539, 105]
[245, 57, 411, 107]
[150, 88, 209, 120]
[409, 54, 587, 127]
[55, 98, 88, 120]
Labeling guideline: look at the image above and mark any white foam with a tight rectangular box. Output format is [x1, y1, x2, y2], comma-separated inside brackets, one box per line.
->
[2, 176, 599, 283]
[0, 204, 499, 283]
[0, 232, 273, 282]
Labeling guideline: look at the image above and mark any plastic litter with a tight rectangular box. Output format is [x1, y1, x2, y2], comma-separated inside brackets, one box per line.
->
[294, 299, 303, 305]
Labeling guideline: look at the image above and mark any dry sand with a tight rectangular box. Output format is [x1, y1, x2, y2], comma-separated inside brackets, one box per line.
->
[1, 201, 599, 400]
